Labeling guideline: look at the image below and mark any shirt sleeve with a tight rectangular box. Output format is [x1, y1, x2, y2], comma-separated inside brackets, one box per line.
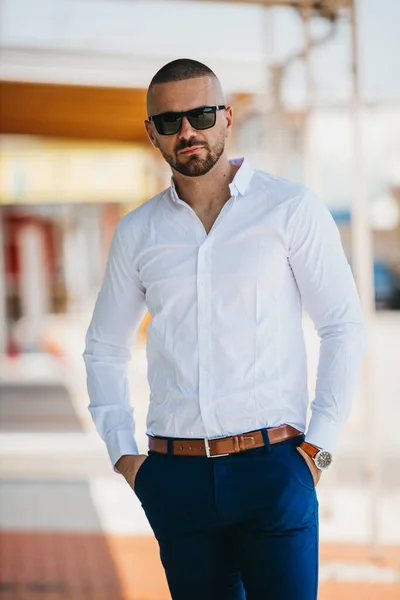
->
[287, 189, 368, 452]
[82, 222, 148, 473]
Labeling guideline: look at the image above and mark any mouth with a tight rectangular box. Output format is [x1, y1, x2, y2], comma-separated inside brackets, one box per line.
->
[179, 146, 204, 155]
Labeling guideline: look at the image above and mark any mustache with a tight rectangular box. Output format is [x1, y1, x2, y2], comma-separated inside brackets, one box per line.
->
[175, 140, 208, 152]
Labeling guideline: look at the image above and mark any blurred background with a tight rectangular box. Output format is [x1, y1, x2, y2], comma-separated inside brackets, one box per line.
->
[0, 0, 399, 598]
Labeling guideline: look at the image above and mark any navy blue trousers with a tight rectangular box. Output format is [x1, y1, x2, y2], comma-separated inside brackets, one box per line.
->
[134, 430, 319, 600]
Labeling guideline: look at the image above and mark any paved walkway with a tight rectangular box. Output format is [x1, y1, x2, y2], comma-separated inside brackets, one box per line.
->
[1, 531, 399, 599]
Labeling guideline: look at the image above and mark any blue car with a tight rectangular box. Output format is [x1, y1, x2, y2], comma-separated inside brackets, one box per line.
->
[330, 210, 400, 309]
[348, 258, 400, 309]
[373, 259, 400, 309]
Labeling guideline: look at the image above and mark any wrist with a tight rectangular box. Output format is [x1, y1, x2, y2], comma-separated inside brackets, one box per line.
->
[115, 454, 137, 472]
[300, 441, 333, 470]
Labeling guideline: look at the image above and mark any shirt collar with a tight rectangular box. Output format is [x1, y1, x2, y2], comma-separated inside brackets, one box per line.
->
[228, 157, 254, 197]
[169, 157, 253, 203]
[170, 177, 180, 203]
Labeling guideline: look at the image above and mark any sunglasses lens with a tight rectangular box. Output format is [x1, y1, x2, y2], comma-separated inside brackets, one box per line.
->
[188, 108, 216, 130]
[156, 113, 181, 135]
[152, 107, 219, 135]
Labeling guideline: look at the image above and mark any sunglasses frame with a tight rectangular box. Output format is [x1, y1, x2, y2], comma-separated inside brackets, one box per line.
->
[148, 105, 226, 136]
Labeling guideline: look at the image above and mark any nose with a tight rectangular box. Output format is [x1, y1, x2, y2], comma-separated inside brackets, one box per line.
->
[178, 115, 197, 139]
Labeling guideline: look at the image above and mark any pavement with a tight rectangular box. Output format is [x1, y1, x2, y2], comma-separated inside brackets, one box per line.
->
[1, 532, 399, 600]
[1, 309, 400, 599]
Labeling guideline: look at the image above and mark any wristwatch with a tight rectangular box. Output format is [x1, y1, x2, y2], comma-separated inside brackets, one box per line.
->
[299, 441, 333, 470]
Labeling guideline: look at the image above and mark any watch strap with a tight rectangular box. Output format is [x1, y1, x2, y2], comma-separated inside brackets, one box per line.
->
[300, 441, 320, 459]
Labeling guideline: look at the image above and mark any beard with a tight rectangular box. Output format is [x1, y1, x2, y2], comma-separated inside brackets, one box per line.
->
[159, 130, 225, 178]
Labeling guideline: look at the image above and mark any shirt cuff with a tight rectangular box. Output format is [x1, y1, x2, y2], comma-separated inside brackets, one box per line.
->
[105, 429, 140, 474]
[305, 413, 342, 453]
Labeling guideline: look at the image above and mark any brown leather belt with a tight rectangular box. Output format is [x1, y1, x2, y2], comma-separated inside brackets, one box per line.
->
[148, 424, 302, 458]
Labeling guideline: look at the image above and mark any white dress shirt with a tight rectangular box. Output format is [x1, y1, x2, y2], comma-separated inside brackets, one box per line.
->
[83, 157, 367, 472]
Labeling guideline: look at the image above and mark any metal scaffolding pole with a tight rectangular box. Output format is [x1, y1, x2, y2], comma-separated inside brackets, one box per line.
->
[301, 1, 315, 189]
[349, 0, 380, 557]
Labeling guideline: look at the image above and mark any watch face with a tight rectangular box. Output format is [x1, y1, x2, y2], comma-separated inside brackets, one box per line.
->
[315, 450, 333, 470]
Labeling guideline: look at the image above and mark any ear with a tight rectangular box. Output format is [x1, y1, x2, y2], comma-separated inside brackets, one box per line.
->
[144, 120, 160, 149]
[224, 106, 233, 139]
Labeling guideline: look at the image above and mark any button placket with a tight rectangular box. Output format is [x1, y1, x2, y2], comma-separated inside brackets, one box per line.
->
[196, 196, 237, 436]
[197, 242, 214, 434]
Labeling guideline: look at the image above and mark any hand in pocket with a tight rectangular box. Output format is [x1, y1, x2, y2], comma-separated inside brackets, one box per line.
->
[115, 454, 149, 491]
[296, 446, 322, 487]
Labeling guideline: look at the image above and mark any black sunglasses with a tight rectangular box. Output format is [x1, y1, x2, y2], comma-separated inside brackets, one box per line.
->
[148, 105, 226, 136]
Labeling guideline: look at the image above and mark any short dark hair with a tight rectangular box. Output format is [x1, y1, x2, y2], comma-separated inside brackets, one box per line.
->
[149, 58, 217, 87]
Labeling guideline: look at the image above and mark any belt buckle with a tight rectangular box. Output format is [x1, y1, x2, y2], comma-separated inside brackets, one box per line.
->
[204, 437, 229, 458]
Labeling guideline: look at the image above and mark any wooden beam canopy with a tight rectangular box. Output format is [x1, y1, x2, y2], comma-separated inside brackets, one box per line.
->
[0, 81, 149, 143]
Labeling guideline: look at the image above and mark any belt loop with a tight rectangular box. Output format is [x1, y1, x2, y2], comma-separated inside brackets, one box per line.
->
[167, 439, 174, 456]
[261, 428, 272, 453]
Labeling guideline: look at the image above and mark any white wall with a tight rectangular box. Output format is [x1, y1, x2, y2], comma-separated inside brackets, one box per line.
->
[0, 0, 269, 93]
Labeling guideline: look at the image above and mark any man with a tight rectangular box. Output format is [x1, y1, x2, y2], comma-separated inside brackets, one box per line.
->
[83, 59, 367, 599]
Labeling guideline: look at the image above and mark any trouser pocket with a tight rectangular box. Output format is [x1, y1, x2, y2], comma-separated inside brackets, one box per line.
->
[133, 454, 154, 497]
[272, 435, 316, 492]
[289, 437, 316, 491]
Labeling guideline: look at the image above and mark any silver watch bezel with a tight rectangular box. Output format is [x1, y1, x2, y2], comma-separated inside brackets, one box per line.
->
[314, 449, 333, 470]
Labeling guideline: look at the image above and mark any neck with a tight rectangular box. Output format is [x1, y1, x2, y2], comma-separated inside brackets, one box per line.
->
[172, 155, 239, 210]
